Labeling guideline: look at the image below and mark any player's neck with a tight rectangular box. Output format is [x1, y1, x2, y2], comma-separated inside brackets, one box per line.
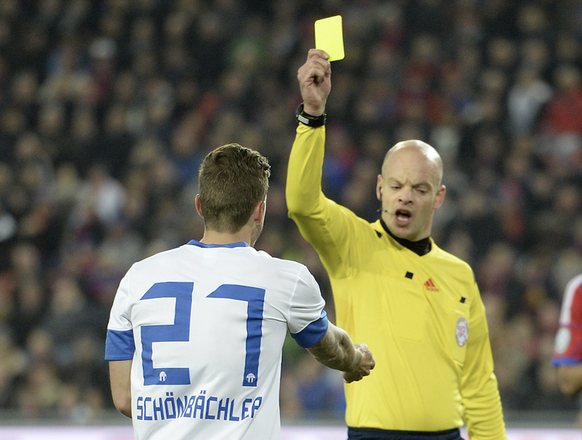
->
[199, 229, 253, 246]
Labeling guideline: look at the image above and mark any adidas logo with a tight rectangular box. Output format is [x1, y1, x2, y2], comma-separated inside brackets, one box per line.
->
[424, 278, 439, 292]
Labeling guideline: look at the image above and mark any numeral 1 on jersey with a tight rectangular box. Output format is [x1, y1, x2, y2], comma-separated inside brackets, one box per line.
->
[207, 284, 265, 387]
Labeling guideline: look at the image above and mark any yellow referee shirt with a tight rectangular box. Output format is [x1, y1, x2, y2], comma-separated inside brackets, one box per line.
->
[286, 124, 506, 439]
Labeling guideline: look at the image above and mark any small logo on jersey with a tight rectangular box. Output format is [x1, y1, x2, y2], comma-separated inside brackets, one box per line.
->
[245, 373, 256, 384]
[159, 371, 167, 382]
[424, 278, 439, 292]
[456, 317, 469, 347]
[554, 327, 571, 355]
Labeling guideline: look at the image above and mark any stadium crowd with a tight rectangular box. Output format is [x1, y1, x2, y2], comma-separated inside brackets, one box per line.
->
[0, 0, 581, 422]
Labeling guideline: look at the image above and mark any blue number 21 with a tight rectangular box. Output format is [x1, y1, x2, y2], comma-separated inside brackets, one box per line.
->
[140, 282, 265, 387]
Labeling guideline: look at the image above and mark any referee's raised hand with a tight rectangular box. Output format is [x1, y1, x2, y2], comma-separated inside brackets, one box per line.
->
[297, 49, 331, 117]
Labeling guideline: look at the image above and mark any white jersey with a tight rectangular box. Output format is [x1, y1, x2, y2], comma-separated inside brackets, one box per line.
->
[105, 240, 329, 440]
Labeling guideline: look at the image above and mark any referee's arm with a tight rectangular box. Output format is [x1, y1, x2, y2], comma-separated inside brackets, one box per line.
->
[461, 293, 507, 439]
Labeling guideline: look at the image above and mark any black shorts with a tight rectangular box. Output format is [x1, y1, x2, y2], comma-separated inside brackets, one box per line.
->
[347, 427, 464, 440]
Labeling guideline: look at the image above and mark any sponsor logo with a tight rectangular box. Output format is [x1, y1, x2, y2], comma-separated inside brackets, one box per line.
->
[424, 278, 439, 292]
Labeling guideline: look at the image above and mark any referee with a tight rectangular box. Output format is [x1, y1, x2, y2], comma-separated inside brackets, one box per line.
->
[286, 49, 507, 440]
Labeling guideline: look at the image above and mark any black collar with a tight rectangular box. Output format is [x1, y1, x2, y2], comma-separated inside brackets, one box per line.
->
[380, 219, 431, 256]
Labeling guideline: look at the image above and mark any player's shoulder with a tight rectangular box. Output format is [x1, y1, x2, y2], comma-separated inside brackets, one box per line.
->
[255, 249, 309, 274]
[566, 273, 582, 293]
[129, 244, 186, 269]
[562, 273, 582, 309]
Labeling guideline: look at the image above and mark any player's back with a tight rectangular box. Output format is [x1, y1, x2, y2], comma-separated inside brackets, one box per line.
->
[113, 240, 324, 440]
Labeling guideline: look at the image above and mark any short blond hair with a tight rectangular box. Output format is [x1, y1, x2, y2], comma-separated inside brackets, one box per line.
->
[198, 143, 271, 233]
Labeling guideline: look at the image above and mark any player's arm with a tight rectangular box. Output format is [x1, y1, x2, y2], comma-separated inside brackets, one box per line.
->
[553, 276, 582, 398]
[557, 364, 582, 397]
[307, 322, 375, 383]
[109, 360, 132, 418]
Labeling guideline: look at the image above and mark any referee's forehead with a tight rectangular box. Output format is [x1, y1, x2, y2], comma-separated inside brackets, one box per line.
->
[382, 147, 441, 187]
[382, 145, 443, 184]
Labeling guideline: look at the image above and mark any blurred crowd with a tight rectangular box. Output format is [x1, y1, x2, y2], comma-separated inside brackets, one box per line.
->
[0, 0, 581, 423]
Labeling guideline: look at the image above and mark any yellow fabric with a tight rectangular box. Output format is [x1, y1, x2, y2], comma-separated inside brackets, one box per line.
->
[286, 124, 507, 439]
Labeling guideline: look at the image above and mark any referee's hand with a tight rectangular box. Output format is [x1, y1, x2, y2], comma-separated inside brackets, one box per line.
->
[297, 49, 331, 117]
[343, 343, 375, 383]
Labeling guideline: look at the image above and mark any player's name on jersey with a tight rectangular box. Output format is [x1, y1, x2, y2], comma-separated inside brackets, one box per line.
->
[136, 391, 263, 422]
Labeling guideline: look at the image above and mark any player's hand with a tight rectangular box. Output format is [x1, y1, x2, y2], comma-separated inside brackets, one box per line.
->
[343, 343, 375, 383]
[297, 49, 331, 116]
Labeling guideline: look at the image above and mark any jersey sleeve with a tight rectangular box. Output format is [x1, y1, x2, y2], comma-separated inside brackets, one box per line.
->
[286, 124, 361, 279]
[553, 275, 582, 365]
[287, 264, 329, 348]
[105, 272, 135, 361]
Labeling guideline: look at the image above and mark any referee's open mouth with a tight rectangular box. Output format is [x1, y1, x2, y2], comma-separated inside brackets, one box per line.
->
[395, 209, 411, 225]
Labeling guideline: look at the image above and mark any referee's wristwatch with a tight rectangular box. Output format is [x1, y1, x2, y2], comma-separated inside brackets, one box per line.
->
[295, 103, 326, 127]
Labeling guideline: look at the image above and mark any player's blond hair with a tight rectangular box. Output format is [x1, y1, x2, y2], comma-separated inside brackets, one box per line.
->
[198, 143, 271, 233]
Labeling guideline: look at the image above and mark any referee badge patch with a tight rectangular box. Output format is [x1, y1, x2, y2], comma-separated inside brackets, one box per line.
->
[455, 317, 469, 347]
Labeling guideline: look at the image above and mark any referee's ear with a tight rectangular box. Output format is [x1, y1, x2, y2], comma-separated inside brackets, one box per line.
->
[376, 174, 383, 201]
[433, 184, 446, 211]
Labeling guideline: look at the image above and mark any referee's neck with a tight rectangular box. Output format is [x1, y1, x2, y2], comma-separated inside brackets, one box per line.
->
[380, 219, 431, 256]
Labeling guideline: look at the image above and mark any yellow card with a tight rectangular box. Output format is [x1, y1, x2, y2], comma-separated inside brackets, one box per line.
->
[315, 15, 345, 61]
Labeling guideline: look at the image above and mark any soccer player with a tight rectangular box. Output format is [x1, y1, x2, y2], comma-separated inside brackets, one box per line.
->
[553, 273, 582, 423]
[286, 49, 507, 439]
[105, 143, 375, 440]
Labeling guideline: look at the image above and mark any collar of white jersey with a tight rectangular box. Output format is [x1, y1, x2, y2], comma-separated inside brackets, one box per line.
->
[187, 240, 250, 249]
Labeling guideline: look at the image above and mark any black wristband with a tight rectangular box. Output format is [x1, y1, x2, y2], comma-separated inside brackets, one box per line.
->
[295, 103, 326, 127]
